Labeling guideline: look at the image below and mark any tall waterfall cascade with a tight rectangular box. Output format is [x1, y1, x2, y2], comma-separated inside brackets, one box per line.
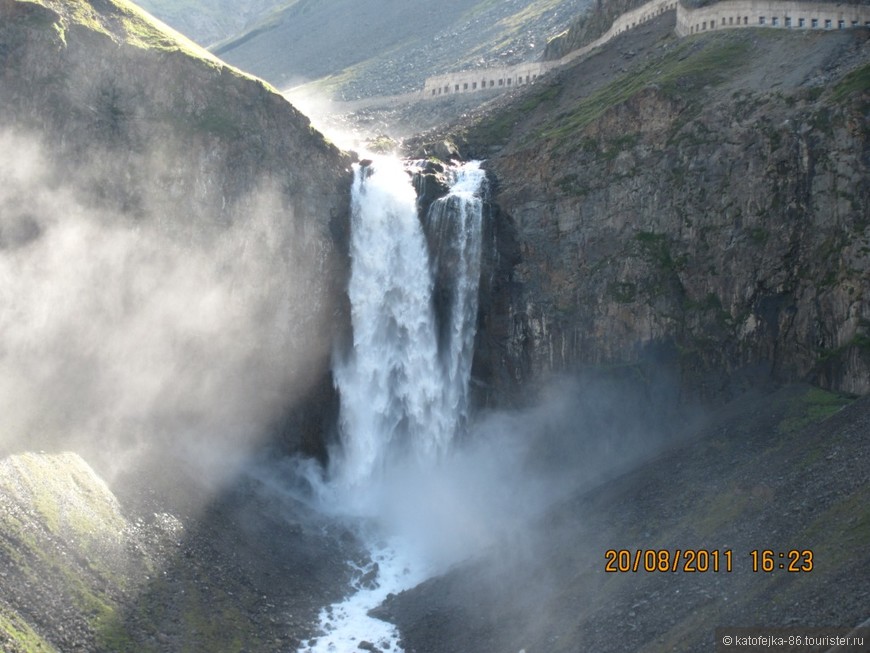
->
[330, 157, 487, 498]
[296, 158, 486, 653]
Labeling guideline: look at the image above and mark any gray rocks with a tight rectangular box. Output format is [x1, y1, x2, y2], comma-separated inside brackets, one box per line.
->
[429, 139, 461, 162]
[213, 0, 590, 100]
[359, 562, 380, 590]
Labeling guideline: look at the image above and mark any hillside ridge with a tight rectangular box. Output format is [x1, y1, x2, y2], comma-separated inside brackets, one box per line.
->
[211, 0, 591, 99]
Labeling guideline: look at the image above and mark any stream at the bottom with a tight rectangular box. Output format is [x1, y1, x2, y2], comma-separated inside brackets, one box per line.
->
[296, 533, 430, 653]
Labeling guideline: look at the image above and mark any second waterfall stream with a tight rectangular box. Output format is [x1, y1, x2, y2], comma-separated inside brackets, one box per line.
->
[297, 157, 487, 652]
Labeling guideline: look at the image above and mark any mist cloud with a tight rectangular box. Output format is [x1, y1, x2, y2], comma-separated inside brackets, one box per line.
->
[0, 130, 331, 487]
[295, 371, 690, 571]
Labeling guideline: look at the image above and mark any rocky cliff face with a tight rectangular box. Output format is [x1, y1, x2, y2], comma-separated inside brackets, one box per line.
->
[544, 0, 649, 59]
[0, 2, 361, 649]
[458, 21, 870, 402]
[0, 0, 352, 463]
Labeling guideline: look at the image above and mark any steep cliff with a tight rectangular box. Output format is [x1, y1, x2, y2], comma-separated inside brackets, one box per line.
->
[455, 19, 870, 401]
[0, 0, 353, 464]
[544, 0, 650, 59]
[0, 1, 362, 649]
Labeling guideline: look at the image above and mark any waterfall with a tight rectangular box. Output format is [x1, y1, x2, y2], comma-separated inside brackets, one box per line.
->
[296, 156, 485, 653]
[424, 164, 485, 441]
[330, 157, 486, 498]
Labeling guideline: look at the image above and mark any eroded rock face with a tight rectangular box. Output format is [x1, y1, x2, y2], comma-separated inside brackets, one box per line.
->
[471, 29, 870, 402]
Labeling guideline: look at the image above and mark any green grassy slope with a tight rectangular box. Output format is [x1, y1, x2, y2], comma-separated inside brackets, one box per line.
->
[0, 453, 137, 652]
[23, 0, 220, 62]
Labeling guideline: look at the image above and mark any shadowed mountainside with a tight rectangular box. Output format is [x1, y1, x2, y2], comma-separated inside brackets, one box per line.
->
[133, 0, 285, 47]
[0, 0, 361, 649]
[0, 0, 352, 464]
[209, 0, 591, 99]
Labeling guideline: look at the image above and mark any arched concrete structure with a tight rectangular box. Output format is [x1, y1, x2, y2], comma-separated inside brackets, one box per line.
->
[422, 0, 677, 100]
[676, 1, 870, 35]
[422, 61, 559, 98]
[421, 0, 869, 101]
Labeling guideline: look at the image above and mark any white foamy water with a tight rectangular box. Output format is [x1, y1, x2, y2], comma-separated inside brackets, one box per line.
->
[331, 157, 443, 496]
[424, 161, 486, 440]
[295, 157, 486, 653]
[330, 158, 486, 501]
[296, 533, 430, 653]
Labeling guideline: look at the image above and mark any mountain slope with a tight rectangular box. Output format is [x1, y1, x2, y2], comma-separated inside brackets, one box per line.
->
[0, 451, 358, 652]
[1, 0, 359, 648]
[133, 0, 286, 47]
[385, 385, 870, 652]
[210, 0, 592, 98]
[0, 0, 351, 504]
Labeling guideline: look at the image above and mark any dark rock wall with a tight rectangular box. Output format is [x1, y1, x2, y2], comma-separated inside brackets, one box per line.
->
[545, 0, 650, 60]
[471, 30, 870, 403]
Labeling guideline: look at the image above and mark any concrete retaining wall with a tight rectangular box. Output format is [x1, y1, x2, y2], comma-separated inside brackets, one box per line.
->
[676, 1, 870, 35]
[422, 61, 559, 98]
[421, 0, 869, 101]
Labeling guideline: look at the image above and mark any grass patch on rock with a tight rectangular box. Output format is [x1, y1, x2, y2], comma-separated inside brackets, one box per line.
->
[777, 387, 852, 436]
[540, 33, 751, 142]
[472, 82, 563, 145]
[0, 608, 58, 653]
[833, 63, 870, 102]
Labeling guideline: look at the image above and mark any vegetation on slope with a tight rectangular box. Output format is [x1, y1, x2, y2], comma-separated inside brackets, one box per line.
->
[0, 608, 59, 653]
[0, 451, 359, 652]
[24, 0, 219, 62]
[833, 61, 870, 103]
[543, 35, 751, 140]
[462, 28, 758, 148]
[0, 453, 136, 652]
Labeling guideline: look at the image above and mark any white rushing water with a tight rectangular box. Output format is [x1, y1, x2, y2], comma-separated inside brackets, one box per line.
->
[296, 532, 431, 653]
[331, 157, 486, 498]
[425, 163, 485, 441]
[296, 157, 486, 653]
